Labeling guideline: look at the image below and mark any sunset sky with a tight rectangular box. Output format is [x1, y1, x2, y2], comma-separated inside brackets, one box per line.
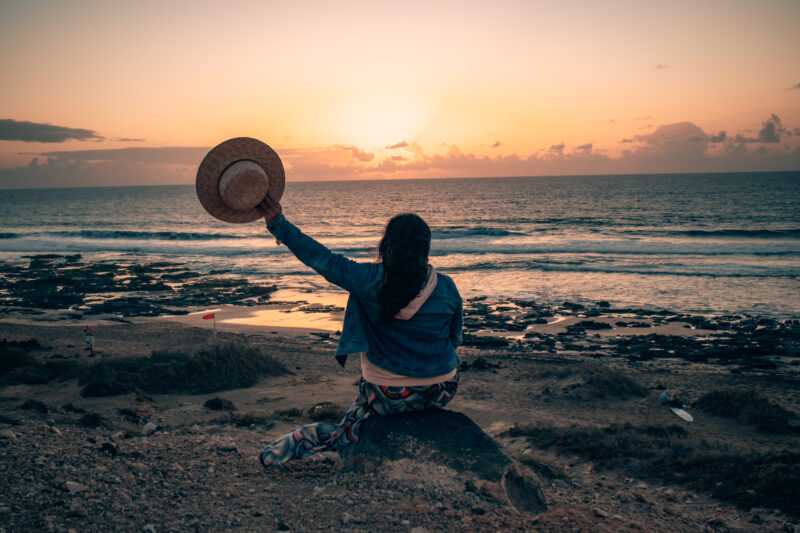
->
[1, 0, 799, 187]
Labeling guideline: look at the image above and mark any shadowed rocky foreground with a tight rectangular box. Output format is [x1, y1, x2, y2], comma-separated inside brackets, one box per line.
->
[1, 316, 799, 532]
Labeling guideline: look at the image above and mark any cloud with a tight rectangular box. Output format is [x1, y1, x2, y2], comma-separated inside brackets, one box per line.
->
[635, 116, 653, 121]
[655, 64, 670, 70]
[490, 141, 501, 148]
[35, 146, 208, 165]
[385, 141, 409, 149]
[1, 115, 797, 187]
[339, 145, 374, 162]
[632, 122, 709, 160]
[734, 114, 786, 143]
[114, 137, 146, 142]
[707, 131, 727, 143]
[0, 119, 103, 143]
[788, 82, 800, 90]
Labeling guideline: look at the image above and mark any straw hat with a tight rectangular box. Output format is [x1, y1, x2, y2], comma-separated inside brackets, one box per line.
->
[196, 137, 286, 223]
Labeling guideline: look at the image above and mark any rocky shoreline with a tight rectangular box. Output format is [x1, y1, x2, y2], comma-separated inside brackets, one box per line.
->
[0, 255, 277, 319]
[2, 254, 798, 373]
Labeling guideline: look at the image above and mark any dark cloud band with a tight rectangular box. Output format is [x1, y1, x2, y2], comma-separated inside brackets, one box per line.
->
[0, 119, 103, 143]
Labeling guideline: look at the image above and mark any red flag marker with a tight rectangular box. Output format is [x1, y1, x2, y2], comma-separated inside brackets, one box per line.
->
[202, 312, 217, 340]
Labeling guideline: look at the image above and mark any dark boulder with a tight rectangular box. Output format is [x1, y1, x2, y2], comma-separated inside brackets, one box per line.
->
[340, 409, 547, 514]
[204, 397, 237, 411]
[460, 357, 502, 372]
[340, 409, 511, 481]
[78, 412, 108, 429]
[18, 399, 49, 414]
[462, 333, 509, 349]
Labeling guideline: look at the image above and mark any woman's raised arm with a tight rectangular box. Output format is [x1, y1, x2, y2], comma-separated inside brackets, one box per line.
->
[260, 198, 376, 295]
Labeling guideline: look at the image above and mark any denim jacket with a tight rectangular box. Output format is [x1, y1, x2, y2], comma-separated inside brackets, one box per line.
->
[267, 213, 462, 377]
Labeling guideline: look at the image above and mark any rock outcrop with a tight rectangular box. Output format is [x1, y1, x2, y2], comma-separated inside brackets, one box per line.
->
[340, 409, 547, 514]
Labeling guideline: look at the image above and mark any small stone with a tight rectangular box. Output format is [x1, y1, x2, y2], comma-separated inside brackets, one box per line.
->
[410, 528, 430, 533]
[217, 442, 239, 453]
[99, 441, 119, 456]
[307, 402, 343, 422]
[64, 481, 88, 494]
[142, 525, 156, 533]
[142, 422, 158, 435]
[49, 426, 63, 436]
[0, 429, 17, 442]
[401, 520, 411, 526]
[593, 507, 609, 518]
[129, 462, 148, 472]
[67, 502, 87, 517]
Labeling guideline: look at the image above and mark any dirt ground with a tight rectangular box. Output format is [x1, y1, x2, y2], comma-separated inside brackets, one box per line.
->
[1, 320, 799, 533]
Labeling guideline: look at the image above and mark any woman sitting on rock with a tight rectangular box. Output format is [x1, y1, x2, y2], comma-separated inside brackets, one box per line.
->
[257, 196, 463, 466]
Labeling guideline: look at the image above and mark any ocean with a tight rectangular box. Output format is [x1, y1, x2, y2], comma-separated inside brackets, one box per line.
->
[1, 172, 799, 317]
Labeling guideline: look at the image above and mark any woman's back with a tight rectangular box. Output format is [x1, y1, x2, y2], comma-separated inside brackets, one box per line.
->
[266, 212, 463, 377]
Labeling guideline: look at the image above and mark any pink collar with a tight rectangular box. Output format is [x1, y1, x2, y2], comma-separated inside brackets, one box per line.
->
[394, 267, 437, 320]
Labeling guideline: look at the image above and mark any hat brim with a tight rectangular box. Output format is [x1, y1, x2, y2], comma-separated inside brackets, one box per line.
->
[196, 137, 286, 223]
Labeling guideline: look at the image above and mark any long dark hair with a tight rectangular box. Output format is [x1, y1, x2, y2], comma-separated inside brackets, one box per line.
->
[378, 213, 431, 321]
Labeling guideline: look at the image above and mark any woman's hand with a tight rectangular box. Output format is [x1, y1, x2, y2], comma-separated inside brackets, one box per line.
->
[257, 194, 282, 223]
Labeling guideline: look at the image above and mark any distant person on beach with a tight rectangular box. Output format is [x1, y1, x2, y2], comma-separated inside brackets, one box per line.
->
[257, 196, 463, 467]
[83, 326, 95, 357]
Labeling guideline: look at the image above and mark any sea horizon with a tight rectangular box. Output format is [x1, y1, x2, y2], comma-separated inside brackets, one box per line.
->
[1, 168, 797, 191]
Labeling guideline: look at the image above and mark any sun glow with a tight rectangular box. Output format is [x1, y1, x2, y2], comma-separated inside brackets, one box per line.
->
[332, 92, 429, 149]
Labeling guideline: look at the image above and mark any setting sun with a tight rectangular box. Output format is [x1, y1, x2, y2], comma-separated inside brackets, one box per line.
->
[331, 91, 430, 149]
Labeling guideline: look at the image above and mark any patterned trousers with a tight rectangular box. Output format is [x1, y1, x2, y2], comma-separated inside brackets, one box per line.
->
[260, 375, 459, 466]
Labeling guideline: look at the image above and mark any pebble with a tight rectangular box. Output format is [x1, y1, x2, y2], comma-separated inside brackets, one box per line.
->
[67, 502, 87, 517]
[142, 525, 156, 533]
[410, 528, 430, 533]
[129, 462, 148, 472]
[142, 422, 158, 435]
[217, 442, 239, 453]
[0, 429, 17, 442]
[64, 481, 88, 494]
[100, 441, 119, 456]
[593, 507, 609, 518]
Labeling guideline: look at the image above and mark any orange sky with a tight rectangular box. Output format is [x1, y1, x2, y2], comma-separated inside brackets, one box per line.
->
[1, 0, 798, 187]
